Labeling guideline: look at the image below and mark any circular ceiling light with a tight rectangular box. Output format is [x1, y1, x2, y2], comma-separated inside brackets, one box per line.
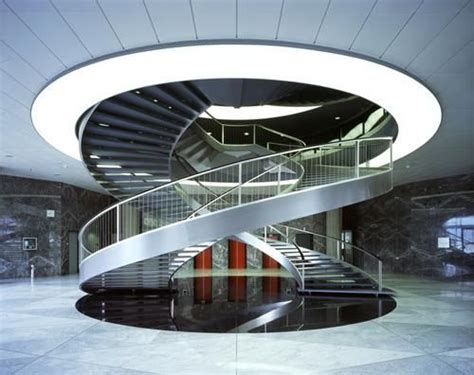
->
[31, 43, 441, 163]
[200, 105, 321, 121]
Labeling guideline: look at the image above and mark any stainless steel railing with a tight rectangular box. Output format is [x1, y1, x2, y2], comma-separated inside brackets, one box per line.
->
[197, 111, 306, 151]
[271, 224, 384, 292]
[79, 137, 392, 265]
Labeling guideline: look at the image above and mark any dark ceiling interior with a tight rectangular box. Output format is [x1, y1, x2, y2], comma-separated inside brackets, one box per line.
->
[193, 78, 379, 145]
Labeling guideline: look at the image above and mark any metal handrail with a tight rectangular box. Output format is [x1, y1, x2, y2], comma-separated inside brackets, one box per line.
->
[186, 149, 304, 219]
[273, 224, 383, 293]
[79, 136, 393, 259]
[201, 110, 306, 148]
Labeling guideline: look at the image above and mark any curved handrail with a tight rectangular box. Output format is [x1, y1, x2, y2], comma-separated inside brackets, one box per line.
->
[79, 136, 392, 259]
[186, 149, 305, 219]
[200, 110, 306, 149]
[272, 224, 383, 292]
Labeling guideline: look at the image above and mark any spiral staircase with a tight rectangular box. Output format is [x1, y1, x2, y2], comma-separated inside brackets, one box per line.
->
[78, 82, 394, 296]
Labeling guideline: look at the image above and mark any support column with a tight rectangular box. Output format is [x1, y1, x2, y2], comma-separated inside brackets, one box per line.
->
[194, 246, 213, 304]
[194, 247, 213, 270]
[326, 208, 342, 259]
[263, 233, 280, 269]
[228, 239, 247, 269]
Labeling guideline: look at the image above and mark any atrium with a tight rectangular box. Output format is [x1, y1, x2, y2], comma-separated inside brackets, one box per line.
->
[0, 1, 473, 374]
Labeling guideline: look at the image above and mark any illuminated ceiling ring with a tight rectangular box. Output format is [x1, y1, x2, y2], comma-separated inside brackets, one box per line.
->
[31, 43, 442, 162]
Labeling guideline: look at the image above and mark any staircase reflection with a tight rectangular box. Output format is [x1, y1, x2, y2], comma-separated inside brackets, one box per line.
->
[77, 275, 395, 333]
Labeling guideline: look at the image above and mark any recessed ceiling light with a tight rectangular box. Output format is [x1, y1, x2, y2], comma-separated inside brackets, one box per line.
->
[135, 90, 141, 94]
[335, 116, 341, 120]
[31, 44, 442, 164]
[200, 105, 321, 121]
[104, 172, 132, 176]
[97, 164, 122, 169]
[97, 123, 110, 127]
[244, 132, 250, 136]
[90, 155, 100, 159]
[153, 99, 158, 103]
[133, 172, 152, 176]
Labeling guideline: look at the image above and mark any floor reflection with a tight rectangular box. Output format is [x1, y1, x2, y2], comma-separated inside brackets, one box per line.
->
[76, 276, 396, 333]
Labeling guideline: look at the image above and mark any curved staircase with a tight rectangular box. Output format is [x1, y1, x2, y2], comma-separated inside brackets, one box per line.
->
[79, 106, 393, 295]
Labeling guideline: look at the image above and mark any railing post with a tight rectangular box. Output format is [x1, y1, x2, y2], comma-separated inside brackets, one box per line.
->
[277, 165, 281, 194]
[221, 125, 225, 144]
[238, 163, 242, 205]
[116, 205, 120, 242]
[302, 263, 305, 290]
[253, 125, 256, 145]
[389, 139, 393, 170]
[355, 140, 360, 177]
[264, 226, 267, 242]
[378, 261, 383, 293]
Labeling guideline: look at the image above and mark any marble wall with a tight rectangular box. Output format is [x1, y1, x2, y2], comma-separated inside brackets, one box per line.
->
[343, 173, 474, 279]
[0, 175, 114, 279]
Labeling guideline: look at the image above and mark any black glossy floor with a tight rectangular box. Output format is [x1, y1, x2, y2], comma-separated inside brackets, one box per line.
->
[76, 275, 396, 333]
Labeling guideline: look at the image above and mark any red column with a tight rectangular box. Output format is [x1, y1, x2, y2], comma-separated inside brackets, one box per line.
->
[194, 246, 212, 270]
[263, 233, 280, 269]
[228, 239, 246, 269]
[228, 276, 247, 302]
[194, 247, 212, 304]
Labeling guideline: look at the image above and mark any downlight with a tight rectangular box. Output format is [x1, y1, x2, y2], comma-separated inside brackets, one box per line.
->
[31, 43, 441, 163]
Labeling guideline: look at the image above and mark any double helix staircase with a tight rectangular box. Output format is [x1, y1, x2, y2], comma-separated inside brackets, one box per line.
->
[78, 82, 394, 296]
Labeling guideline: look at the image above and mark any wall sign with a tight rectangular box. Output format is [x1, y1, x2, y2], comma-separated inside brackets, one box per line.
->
[437, 237, 450, 249]
[22, 237, 37, 251]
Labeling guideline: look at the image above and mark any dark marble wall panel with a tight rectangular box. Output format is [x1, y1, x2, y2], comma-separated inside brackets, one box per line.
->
[0, 175, 114, 279]
[344, 173, 474, 279]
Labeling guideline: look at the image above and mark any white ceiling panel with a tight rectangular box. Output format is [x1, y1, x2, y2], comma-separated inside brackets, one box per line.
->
[437, 41, 474, 74]
[408, 6, 474, 79]
[0, 59, 46, 92]
[0, 42, 16, 63]
[192, 0, 236, 39]
[0, 72, 34, 107]
[98, 0, 159, 48]
[382, 0, 468, 67]
[144, 0, 196, 42]
[4, 0, 92, 67]
[237, 0, 283, 39]
[315, 0, 376, 50]
[0, 3, 65, 77]
[428, 71, 474, 109]
[0, 92, 30, 122]
[51, 0, 124, 56]
[350, 0, 423, 57]
[277, 0, 329, 43]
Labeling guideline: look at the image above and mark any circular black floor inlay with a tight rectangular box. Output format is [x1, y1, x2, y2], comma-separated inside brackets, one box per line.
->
[76, 276, 396, 333]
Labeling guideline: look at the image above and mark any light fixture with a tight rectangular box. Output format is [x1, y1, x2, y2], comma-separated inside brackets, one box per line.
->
[97, 164, 122, 169]
[104, 172, 132, 176]
[133, 172, 152, 176]
[200, 105, 321, 121]
[97, 123, 110, 127]
[31, 43, 442, 164]
[90, 155, 100, 159]
[244, 132, 250, 136]
[335, 116, 341, 120]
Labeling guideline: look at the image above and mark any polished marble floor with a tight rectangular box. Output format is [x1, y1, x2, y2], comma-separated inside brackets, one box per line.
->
[0, 274, 473, 374]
